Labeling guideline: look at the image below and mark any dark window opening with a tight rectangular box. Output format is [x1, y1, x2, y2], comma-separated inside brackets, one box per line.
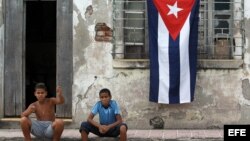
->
[25, 1, 56, 108]
[214, 0, 230, 10]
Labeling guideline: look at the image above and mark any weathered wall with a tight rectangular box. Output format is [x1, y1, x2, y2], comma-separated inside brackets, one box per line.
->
[0, 0, 4, 119]
[0, 0, 250, 129]
[70, 0, 250, 129]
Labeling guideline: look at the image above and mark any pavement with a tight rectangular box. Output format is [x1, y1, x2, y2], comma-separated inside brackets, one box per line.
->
[0, 129, 224, 141]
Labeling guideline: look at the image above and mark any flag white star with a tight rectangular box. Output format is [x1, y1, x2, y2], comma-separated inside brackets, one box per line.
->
[167, 1, 183, 18]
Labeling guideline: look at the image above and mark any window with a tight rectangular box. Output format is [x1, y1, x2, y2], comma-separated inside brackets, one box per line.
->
[112, 0, 244, 67]
[198, 0, 244, 60]
[113, 0, 147, 59]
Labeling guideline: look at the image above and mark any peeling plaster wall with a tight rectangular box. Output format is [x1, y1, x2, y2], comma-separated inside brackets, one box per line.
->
[0, 0, 250, 129]
[72, 0, 114, 125]
[70, 0, 250, 129]
[0, 0, 4, 118]
[240, 0, 250, 123]
[244, 0, 250, 72]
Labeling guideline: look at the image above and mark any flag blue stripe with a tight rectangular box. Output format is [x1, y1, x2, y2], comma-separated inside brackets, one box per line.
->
[189, 0, 200, 101]
[148, 0, 159, 102]
[168, 37, 180, 104]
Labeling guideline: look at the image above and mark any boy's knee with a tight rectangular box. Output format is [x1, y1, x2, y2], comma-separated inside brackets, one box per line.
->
[53, 119, 64, 128]
[57, 119, 64, 125]
[120, 125, 127, 133]
[80, 121, 90, 130]
[81, 122, 88, 126]
[20, 117, 29, 124]
[79, 122, 90, 133]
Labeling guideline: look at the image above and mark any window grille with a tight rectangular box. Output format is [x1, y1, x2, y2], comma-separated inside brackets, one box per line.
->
[198, 0, 244, 59]
[112, 0, 244, 60]
[113, 0, 148, 59]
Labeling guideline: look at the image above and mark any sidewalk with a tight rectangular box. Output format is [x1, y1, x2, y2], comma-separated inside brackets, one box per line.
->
[0, 129, 223, 141]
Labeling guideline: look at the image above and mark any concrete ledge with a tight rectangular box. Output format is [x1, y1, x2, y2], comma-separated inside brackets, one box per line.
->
[197, 59, 243, 69]
[0, 138, 223, 141]
[112, 59, 244, 69]
[0, 129, 223, 141]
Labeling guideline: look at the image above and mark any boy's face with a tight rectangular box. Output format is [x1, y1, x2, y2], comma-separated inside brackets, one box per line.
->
[34, 88, 47, 102]
[99, 92, 111, 107]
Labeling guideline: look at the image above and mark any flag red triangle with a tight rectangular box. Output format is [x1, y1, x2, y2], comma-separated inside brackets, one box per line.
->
[153, 0, 195, 40]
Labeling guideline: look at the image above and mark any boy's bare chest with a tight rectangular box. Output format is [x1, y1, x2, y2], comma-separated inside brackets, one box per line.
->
[35, 101, 54, 118]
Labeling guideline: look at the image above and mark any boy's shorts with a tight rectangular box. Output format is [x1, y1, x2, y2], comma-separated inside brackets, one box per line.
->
[79, 121, 128, 137]
[31, 119, 53, 139]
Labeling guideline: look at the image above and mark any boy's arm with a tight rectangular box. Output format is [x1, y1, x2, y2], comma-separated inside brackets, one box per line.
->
[107, 114, 123, 129]
[51, 86, 65, 104]
[107, 101, 123, 128]
[21, 104, 35, 117]
[87, 113, 101, 128]
[100, 114, 123, 134]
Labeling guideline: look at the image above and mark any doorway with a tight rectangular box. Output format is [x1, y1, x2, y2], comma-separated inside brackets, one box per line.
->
[4, 0, 72, 117]
[25, 1, 56, 108]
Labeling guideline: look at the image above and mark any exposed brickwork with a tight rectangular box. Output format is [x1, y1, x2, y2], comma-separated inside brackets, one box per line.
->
[95, 23, 112, 42]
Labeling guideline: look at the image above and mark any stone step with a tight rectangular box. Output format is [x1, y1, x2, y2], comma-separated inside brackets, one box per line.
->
[0, 129, 223, 141]
[0, 138, 223, 141]
[0, 137, 156, 141]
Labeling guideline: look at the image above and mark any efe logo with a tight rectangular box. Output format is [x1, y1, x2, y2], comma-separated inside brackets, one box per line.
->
[228, 129, 246, 136]
[224, 125, 250, 141]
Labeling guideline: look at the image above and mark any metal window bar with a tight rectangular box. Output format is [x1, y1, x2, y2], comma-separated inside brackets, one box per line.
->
[113, 0, 147, 59]
[112, 0, 245, 60]
[198, 0, 244, 59]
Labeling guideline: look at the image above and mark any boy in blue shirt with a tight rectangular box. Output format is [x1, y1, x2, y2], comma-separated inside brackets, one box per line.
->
[79, 88, 128, 141]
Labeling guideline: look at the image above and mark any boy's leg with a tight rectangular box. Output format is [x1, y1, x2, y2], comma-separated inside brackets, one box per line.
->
[79, 122, 91, 141]
[51, 119, 64, 141]
[81, 130, 88, 141]
[105, 123, 127, 140]
[79, 121, 102, 141]
[20, 117, 32, 141]
[119, 124, 127, 141]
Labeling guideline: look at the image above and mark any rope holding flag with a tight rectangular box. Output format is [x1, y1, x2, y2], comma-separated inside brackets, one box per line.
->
[148, 0, 200, 104]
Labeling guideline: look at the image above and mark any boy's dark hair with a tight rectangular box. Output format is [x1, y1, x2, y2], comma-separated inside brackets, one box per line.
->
[35, 83, 47, 91]
[99, 88, 111, 96]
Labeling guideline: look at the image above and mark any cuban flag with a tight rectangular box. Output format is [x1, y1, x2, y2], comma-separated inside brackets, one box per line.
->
[148, 0, 200, 104]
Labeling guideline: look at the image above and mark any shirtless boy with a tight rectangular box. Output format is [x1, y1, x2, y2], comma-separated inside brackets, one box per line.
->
[20, 83, 65, 141]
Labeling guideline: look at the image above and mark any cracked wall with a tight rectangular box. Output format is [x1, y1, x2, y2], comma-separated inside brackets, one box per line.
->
[0, 0, 4, 118]
[0, 0, 250, 129]
[69, 0, 250, 129]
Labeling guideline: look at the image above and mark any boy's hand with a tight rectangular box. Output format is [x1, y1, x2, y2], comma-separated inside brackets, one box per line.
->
[53, 86, 64, 104]
[56, 86, 62, 96]
[99, 128, 105, 134]
[99, 125, 110, 134]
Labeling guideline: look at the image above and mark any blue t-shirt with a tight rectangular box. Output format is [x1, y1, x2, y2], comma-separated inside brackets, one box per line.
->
[91, 100, 121, 125]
